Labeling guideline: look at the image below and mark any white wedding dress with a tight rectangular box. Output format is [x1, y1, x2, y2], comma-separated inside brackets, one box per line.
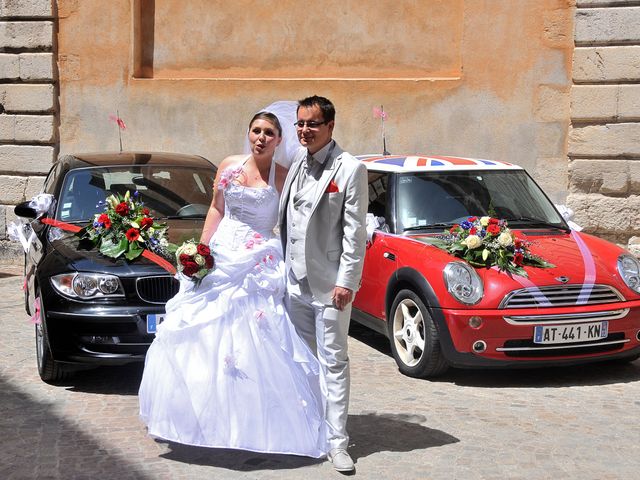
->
[139, 160, 326, 457]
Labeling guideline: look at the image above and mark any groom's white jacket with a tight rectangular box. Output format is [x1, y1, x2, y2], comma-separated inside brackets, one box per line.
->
[278, 142, 368, 305]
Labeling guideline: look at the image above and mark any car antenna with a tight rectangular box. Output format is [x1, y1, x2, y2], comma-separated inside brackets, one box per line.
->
[373, 105, 390, 155]
[109, 111, 127, 152]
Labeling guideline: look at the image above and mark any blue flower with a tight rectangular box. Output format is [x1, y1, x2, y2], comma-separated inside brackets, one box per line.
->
[149, 237, 159, 245]
[133, 191, 139, 198]
[460, 220, 473, 230]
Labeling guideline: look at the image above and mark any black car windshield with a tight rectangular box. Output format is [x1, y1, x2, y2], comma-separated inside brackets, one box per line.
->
[396, 169, 566, 232]
[56, 166, 215, 222]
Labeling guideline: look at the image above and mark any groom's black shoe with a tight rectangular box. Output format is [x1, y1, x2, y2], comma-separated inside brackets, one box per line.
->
[328, 448, 355, 473]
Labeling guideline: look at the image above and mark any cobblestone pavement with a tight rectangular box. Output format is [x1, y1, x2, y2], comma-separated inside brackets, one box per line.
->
[1, 266, 639, 480]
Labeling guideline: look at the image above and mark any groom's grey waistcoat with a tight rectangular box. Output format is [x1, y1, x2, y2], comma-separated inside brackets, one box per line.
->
[279, 142, 368, 305]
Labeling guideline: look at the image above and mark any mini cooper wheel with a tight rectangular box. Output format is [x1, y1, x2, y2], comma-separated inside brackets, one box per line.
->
[35, 289, 68, 383]
[389, 289, 448, 378]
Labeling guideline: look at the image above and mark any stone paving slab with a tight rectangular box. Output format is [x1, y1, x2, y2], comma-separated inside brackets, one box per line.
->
[0, 267, 639, 479]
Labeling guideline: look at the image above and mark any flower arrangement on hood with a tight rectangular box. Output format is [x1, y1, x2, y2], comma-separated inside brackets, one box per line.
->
[434, 216, 554, 277]
[78, 190, 169, 261]
[175, 239, 215, 284]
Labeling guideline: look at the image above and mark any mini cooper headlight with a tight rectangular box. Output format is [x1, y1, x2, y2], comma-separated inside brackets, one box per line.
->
[51, 273, 124, 299]
[617, 254, 640, 294]
[443, 261, 484, 305]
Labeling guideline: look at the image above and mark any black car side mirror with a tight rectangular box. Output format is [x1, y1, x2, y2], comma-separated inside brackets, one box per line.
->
[14, 201, 38, 219]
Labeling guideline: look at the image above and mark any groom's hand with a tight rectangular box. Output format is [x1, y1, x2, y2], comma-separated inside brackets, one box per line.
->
[332, 286, 353, 311]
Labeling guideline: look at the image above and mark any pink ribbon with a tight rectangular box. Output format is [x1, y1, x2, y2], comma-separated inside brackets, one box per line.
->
[571, 230, 596, 304]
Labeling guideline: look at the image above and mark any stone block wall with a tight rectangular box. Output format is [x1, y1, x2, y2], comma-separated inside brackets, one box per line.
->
[569, 0, 640, 253]
[0, 0, 56, 263]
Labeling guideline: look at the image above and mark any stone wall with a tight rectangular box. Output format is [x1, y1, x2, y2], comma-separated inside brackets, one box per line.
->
[569, 0, 640, 253]
[0, 0, 56, 263]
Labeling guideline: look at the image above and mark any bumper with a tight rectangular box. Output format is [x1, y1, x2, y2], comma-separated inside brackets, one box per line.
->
[433, 301, 640, 368]
[45, 306, 163, 365]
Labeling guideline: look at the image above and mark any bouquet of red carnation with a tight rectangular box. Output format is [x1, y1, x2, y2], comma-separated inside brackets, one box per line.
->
[78, 190, 169, 261]
[175, 239, 215, 284]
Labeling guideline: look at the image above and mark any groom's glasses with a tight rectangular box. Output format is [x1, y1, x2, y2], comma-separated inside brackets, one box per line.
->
[294, 120, 326, 129]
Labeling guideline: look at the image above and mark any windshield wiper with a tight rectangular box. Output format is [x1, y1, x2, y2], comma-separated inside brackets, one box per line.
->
[403, 223, 452, 232]
[161, 214, 207, 219]
[505, 216, 570, 231]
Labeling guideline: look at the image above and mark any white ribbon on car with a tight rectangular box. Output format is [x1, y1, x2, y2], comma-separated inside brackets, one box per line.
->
[366, 213, 389, 243]
[7, 222, 35, 253]
[7, 193, 57, 253]
[554, 204, 582, 231]
[29, 193, 56, 218]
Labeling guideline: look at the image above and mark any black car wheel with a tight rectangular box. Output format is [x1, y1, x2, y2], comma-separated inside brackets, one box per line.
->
[388, 289, 448, 378]
[35, 289, 68, 383]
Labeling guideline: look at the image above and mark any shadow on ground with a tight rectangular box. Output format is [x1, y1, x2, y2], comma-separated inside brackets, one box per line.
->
[160, 411, 457, 471]
[349, 320, 640, 388]
[0, 375, 154, 480]
[60, 363, 144, 395]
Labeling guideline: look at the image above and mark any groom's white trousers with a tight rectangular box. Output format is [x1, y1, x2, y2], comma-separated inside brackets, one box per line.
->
[285, 271, 351, 451]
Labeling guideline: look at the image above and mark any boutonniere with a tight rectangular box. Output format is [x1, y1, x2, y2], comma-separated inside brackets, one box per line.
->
[325, 180, 340, 193]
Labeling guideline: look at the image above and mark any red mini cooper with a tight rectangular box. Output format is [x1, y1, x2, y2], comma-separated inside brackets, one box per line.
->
[352, 154, 640, 378]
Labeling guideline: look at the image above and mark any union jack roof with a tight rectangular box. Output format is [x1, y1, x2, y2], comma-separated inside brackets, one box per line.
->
[356, 154, 523, 172]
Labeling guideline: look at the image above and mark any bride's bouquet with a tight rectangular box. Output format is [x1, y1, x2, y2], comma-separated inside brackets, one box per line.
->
[176, 239, 215, 284]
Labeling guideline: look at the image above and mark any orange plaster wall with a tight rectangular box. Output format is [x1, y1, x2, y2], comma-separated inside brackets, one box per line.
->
[57, 0, 574, 202]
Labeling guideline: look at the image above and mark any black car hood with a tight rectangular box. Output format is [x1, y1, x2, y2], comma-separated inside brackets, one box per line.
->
[49, 219, 204, 276]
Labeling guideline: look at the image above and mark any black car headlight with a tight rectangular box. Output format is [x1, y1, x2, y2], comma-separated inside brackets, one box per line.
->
[617, 254, 640, 294]
[443, 261, 484, 305]
[51, 273, 124, 300]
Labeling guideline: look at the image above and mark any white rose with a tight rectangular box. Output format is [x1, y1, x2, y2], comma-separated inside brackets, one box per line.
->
[480, 216, 490, 227]
[464, 235, 482, 249]
[182, 243, 198, 256]
[498, 231, 513, 247]
[194, 254, 205, 266]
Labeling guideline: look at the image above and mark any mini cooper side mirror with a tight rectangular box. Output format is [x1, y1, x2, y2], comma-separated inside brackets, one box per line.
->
[14, 201, 38, 219]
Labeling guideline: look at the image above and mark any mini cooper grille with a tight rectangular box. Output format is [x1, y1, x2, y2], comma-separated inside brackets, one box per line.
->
[136, 276, 180, 304]
[500, 284, 624, 309]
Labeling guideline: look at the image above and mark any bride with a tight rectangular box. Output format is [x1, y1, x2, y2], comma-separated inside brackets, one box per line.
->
[138, 107, 326, 457]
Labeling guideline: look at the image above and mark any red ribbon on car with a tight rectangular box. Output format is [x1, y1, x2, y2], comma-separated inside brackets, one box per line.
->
[40, 218, 177, 275]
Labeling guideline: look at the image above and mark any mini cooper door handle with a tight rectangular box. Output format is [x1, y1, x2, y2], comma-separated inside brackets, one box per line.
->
[383, 252, 396, 261]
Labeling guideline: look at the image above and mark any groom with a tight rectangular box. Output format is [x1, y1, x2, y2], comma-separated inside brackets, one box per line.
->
[279, 95, 368, 472]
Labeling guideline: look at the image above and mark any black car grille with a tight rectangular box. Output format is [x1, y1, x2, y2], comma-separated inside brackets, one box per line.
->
[136, 276, 180, 303]
[500, 284, 624, 309]
[500, 332, 626, 357]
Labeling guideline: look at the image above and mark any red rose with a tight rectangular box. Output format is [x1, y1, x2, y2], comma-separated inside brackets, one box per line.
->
[179, 253, 191, 265]
[514, 238, 522, 248]
[197, 243, 211, 256]
[514, 252, 524, 266]
[182, 260, 199, 276]
[488, 217, 499, 225]
[487, 224, 500, 235]
[142, 207, 150, 215]
[449, 224, 460, 234]
[97, 213, 112, 229]
[205, 255, 214, 269]
[469, 227, 477, 235]
[115, 202, 129, 216]
[125, 228, 140, 241]
[468, 216, 477, 222]
[140, 217, 154, 229]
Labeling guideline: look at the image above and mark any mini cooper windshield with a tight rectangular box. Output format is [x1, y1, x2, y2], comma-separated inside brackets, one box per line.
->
[57, 166, 215, 222]
[396, 170, 567, 232]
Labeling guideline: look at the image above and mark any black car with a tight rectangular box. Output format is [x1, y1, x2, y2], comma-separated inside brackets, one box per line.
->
[14, 152, 216, 383]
